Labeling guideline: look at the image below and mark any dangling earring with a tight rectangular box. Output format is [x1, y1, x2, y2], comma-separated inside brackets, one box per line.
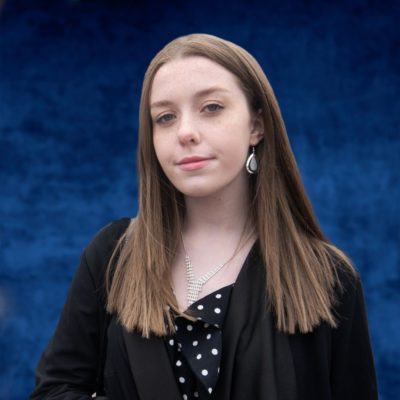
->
[246, 146, 258, 174]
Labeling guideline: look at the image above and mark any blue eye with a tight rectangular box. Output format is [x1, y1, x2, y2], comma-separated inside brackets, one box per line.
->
[204, 103, 223, 112]
[156, 113, 175, 124]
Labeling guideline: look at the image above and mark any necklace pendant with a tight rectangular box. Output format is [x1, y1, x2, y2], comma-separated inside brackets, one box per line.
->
[187, 280, 203, 306]
[185, 250, 234, 306]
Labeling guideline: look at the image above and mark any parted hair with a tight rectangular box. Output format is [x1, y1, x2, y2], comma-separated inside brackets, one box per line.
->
[106, 33, 355, 337]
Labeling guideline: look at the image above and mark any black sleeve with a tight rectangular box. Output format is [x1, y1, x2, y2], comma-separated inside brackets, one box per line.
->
[330, 269, 379, 399]
[30, 218, 130, 400]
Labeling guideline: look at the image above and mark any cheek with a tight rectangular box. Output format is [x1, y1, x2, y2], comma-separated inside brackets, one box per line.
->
[152, 135, 174, 178]
[152, 134, 166, 163]
[221, 121, 252, 156]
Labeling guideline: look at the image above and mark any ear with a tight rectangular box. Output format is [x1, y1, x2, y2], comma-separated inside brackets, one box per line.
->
[249, 109, 264, 146]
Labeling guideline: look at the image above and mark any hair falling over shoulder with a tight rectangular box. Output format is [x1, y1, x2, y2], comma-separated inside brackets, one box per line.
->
[106, 33, 356, 338]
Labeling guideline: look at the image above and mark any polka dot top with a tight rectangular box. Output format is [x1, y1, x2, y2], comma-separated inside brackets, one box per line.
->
[165, 284, 234, 400]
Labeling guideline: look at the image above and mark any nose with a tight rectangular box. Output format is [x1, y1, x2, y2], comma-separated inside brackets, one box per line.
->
[176, 113, 200, 146]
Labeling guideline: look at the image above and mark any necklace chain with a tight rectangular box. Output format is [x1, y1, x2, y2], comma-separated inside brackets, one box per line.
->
[185, 255, 231, 306]
[183, 225, 252, 306]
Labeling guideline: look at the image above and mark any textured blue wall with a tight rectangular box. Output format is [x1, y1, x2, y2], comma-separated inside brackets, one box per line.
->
[0, 0, 399, 399]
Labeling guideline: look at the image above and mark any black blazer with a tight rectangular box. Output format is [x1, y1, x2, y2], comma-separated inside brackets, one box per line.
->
[30, 218, 378, 400]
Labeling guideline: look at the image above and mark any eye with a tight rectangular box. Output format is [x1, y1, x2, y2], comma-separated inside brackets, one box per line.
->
[203, 103, 224, 113]
[156, 113, 175, 124]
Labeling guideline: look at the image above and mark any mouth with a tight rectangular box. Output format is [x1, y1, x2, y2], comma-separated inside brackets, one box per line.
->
[177, 156, 214, 171]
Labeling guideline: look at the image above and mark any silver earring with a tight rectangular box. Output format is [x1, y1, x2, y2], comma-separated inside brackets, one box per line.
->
[246, 146, 258, 174]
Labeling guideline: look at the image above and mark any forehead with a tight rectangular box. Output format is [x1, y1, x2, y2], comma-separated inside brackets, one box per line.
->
[150, 56, 243, 102]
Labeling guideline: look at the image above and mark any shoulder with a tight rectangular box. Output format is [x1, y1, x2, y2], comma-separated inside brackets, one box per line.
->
[83, 217, 133, 282]
[316, 243, 361, 322]
[86, 217, 132, 253]
[328, 261, 373, 353]
[331, 261, 362, 322]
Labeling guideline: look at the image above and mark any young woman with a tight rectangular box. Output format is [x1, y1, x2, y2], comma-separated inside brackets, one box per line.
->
[30, 33, 378, 400]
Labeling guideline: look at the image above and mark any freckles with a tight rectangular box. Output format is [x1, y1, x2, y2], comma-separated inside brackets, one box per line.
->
[153, 130, 168, 146]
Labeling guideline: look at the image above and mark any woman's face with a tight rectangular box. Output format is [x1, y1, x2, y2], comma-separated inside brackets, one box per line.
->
[150, 56, 263, 198]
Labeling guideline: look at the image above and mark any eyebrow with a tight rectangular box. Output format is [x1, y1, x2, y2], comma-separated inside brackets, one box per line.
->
[150, 86, 230, 109]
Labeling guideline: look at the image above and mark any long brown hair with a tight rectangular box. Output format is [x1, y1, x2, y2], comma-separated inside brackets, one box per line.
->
[106, 33, 355, 337]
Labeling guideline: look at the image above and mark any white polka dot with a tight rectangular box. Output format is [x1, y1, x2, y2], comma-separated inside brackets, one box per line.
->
[208, 387, 213, 393]
[179, 377, 185, 383]
[178, 342, 182, 348]
[196, 353, 202, 360]
[192, 340, 198, 346]
[206, 333, 212, 340]
[218, 367, 220, 373]
[183, 395, 188, 400]
[201, 369, 208, 376]
[176, 360, 182, 367]
[187, 324, 193, 331]
[215, 293, 222, 299]
[211, 348, 218, 355]
[194, 392, 199, 398]
[197, 317, 202, 320]
[197, 304, 204, 310]
[175, 325, 178, 331]
[214, 307, 221, 314]
[169, 339, 174, 346]
[204, 323, 209, 328]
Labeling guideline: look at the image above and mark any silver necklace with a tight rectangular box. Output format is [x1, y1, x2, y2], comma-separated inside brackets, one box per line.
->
[183, 227, 252, 306]
[185, 254, 231, 306]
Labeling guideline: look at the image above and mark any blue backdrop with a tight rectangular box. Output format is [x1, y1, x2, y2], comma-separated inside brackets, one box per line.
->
[0, 0, 399, 399]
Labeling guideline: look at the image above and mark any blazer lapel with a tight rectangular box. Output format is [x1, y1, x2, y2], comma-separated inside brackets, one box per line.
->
[214, 242, 297, 400]
[122, 328, 181, 400]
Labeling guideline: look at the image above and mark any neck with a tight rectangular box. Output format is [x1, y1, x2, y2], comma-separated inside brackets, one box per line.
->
[172, 174, 256, 310]
[183, 176, 251, 236]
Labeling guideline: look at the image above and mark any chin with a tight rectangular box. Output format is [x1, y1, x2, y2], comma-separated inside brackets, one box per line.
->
[176, 182, 232, 199]
[178, 187, 215, 198]
[169, 173, 245, 199]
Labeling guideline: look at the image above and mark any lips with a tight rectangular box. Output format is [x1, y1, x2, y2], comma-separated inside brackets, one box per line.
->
[177, 155, 214, 171]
